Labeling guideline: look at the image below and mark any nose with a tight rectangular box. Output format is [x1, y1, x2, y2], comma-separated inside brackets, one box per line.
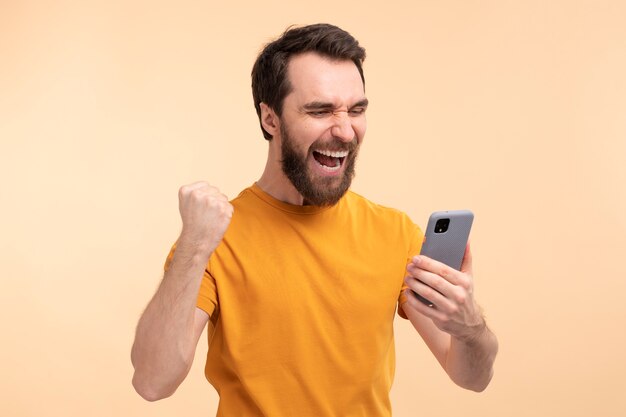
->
[330, 111, 355, 143]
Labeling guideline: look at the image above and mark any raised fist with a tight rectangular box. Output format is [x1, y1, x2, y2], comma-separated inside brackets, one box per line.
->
[177, 182, 233, 252]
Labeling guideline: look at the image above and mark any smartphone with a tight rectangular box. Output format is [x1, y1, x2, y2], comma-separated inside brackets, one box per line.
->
[412, 210, 474, 307]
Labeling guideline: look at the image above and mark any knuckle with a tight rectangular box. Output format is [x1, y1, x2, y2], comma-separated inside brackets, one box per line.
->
[439, 267, 448, 279]
[459, 276, 472, 290]
[424, 287, 437, 300]
[207, 198, 217, 208]
[455, 292, 468, 305]
[434, 276, 446, 291]
[190, 189, 205, 201]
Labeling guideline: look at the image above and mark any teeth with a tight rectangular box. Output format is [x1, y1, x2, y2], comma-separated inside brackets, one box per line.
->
[316, 149, 348, 158]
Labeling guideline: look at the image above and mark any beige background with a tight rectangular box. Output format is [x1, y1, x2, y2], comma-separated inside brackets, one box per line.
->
[1, 0, 625, 416]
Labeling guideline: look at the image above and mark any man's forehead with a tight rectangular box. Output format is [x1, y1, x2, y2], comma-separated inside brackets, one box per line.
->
[285, 52, 365, 105]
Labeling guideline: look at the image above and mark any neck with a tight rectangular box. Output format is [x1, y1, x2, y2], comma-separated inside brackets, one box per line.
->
[257, 143, 306, 206]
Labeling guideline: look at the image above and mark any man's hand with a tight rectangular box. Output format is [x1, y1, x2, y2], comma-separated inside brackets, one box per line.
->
[178, 182, 234, 252]
[403, 243, 486, 341]
[402, 243, 498, 391]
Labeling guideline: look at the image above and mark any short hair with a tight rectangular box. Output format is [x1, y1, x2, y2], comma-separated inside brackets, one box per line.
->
[251, 23, 366, 140]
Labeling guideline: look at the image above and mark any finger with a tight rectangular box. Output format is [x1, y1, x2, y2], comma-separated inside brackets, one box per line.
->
[186, 186, 228, 204]
[179, 182, 211, 201]
[403, 289, 449, 321]
[460, 241, 473, 274]
[207, 191, 230, 204]
[409, 256, 463, 286]
[404, 276, 455, 312]
[406, 265, 454, 298]
[181, 181, 212, 192]
[223, 202, 235, 217]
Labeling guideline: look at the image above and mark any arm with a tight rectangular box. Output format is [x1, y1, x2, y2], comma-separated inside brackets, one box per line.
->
[131, 240, 211, 401]
[401, 244, 498, 392]
[131, 182, 233, 401]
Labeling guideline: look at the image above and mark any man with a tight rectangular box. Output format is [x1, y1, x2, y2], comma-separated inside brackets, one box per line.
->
[131, 23, 498, 416]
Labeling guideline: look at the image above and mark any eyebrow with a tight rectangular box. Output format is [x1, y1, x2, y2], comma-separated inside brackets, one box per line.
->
[302, 98, 369, 111]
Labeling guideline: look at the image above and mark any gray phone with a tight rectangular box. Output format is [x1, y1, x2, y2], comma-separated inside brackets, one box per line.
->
[413, 210, 474, 306]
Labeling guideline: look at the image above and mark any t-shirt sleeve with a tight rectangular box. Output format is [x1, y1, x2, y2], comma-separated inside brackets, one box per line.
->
[397, 221, 424, 320]
[164, 243, 219, 318]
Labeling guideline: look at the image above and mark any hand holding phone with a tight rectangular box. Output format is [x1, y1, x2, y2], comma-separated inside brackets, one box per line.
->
[411, 210, 473, 307]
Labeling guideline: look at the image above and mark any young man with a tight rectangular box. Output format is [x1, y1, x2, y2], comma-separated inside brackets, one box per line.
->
[131, 23, 498, 416]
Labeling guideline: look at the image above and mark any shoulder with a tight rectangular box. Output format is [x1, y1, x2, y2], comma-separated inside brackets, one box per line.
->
[227, 186, 267, 216]
[343, 190, 418, 232]
[230, 186, 255, 206]
[344, 190, 410, 219]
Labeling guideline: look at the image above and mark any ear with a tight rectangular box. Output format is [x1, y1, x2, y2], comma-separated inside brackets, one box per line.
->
[260, 102, 280, 137]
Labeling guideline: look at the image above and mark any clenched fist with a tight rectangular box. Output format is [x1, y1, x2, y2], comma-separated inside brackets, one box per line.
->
[177, 182, 233, 253]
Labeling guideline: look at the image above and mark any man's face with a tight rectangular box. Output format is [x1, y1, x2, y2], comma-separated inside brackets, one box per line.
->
[277, 53, 368, 206]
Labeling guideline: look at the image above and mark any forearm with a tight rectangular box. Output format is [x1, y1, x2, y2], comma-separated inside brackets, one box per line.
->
[131, 237, 212, 400]
[445, 321, 498, 392]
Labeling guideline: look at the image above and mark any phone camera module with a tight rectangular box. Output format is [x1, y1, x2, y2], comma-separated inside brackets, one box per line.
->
[434, 218, 450, 233]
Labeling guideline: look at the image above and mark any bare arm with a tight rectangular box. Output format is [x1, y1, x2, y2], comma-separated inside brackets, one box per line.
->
[131, 182, 233, 401]
[402, 244, 498, 391]
[131, 239, 211, 401]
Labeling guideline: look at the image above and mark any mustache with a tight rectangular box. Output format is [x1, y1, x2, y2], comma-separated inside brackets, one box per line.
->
[310, 137, 359, 153]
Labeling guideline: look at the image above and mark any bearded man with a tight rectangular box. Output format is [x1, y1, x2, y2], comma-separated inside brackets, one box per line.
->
[131, 23, 498, 417]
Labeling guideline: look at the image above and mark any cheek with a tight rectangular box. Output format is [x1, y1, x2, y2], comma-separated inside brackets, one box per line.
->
[300, 121, 331, 144]
[354, 118, 367, 142]
[293, 132, 319, 156]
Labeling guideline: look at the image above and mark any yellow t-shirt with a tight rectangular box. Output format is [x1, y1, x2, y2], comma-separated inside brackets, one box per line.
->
[165, 183, 422, 416]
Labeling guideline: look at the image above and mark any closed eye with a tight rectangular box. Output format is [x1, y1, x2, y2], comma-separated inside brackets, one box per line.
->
[308, 110, 333, 117]
[348, 107, 367, 116]
[349, 99, 368, 116]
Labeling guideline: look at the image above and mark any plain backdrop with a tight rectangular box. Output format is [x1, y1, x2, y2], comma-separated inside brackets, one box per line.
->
[1, 1, 625, 416]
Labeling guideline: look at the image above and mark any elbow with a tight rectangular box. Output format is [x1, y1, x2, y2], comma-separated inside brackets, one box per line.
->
[452, 366, 495, 393]
[475, 367, 495, 392]
[132, 371, 176, 402]
[468, 369, 494, 393]
[130, 338, 195, 401]
[130, 347, 169, 401]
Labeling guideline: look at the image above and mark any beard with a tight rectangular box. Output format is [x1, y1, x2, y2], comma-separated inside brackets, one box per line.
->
[280, 123, 359, 206]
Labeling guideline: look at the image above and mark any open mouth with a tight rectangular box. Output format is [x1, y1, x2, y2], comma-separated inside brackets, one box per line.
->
[312, 149, 348, 172]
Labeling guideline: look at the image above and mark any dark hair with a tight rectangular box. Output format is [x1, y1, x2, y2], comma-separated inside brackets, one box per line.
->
[251, 23, 366, 140]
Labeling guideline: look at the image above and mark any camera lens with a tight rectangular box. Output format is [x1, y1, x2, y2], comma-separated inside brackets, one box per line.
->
[434, 218, 450, 233]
